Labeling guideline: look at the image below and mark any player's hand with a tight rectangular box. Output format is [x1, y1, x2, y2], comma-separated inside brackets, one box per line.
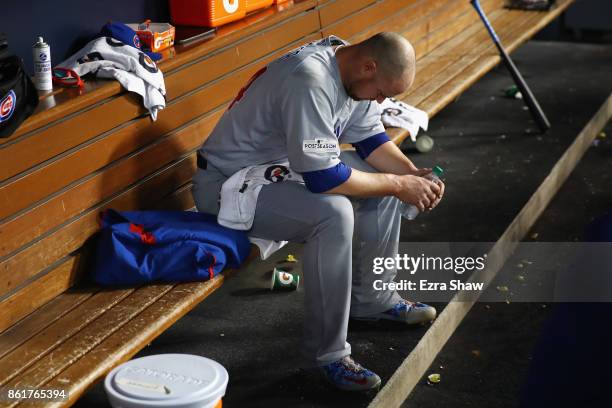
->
[396, 174, 441, 212]
[426, 177, 445, 211]
[412, 168, 445, 211]
[406, 168, 432, 177]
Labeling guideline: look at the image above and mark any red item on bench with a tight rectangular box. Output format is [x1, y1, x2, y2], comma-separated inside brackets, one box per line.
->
[169, 0, 248, 27]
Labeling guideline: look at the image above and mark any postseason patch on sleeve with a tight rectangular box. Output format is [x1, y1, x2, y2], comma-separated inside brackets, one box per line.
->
[302, 139, 338, 153]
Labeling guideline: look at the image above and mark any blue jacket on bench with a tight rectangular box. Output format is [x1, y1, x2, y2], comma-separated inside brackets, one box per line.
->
[92, 209, 251, 286]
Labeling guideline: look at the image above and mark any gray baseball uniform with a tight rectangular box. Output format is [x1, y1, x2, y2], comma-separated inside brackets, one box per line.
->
[193, 36, 403, 366]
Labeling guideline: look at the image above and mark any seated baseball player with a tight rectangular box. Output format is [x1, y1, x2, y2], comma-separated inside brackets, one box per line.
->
[192, 32, 445, 392]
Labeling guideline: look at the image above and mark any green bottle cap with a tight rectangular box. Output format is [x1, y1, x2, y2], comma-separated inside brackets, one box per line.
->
[433, 166, 444, 177]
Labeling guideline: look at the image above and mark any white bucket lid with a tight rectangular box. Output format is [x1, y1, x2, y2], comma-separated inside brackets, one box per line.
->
[104, 354, 228, 408]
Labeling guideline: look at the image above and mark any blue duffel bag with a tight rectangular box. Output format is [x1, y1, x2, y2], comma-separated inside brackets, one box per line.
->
[92, 209, 251, 286]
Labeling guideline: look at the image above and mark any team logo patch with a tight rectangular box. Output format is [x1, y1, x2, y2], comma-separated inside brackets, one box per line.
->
[264, 165, 291, 183]
[303, 139, 338, 153]
[133, 34, 141, 49]
[139, 53, 158, 73]
[0, 90, 17, 123]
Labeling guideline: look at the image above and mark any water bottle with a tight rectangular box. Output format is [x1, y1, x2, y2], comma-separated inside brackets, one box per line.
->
[400, 166, 444, 220]
[33, 36, 52, 91]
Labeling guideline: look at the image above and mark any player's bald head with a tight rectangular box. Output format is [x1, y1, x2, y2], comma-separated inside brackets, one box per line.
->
[358, 32, 415, 91]
[335, 32, 416, 102]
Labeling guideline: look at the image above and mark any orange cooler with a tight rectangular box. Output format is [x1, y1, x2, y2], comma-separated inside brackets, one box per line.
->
[245, 0, 273, 13]
[169, 0, 247, 27]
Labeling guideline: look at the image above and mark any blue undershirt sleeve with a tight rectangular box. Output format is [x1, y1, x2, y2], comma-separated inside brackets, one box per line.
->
[352, 132, 391, 159]
[301, 162, 352, 193]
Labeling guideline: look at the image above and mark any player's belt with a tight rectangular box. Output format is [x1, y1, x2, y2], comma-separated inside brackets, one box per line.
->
[197, 152, 208, 170]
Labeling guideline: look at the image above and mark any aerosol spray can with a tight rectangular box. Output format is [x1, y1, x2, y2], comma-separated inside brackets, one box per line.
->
[33, 36, 52, 91]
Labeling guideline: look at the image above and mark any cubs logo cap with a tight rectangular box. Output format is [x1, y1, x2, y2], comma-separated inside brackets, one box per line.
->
[100, 22, 162, 61]
[0, 33, 39, 138]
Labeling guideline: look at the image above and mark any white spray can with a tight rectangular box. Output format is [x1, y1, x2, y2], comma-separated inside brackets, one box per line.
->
[33, 36, 52, 91]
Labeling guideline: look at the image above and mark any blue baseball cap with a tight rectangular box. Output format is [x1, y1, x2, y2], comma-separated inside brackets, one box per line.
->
[101, 22, 162, 61]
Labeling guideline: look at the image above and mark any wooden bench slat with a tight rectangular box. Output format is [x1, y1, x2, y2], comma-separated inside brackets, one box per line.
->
[0, 68, 243, 220]
[29, 275, 230, 407]
[374, 9, 511, 141]
[328, 0, 500, 57]
[408, 0, 505, 58]
[419, 5, 573, 117]
[0, 34, 320, 261]
[321, 0, 419, 40]
[408, 8, 561, 109]
[0, 150, 201, 301]
[0, 158, 201, 333]
[317, 0, 378, 29]
[0, 9, 319, 184]
[0, 39, 321, 291]
[1, 83, 125, 146]
[390, 0, 573, 146]
[0, 143, 210, 321]
[0, 151, 198, 299]
[159, 0, 317, 74]
[498, 0, 575, 55]
[424, 0, 497, 39]
[151, 10, 321, 107]
[0, 33, 321, 223]
[0, 0, 317, 144]
[0, 292, 92, 359]
[0, 260, 81, 335]
[422, 55, 501, 117]
[0, 94, 143, 183]
[404, 9, 520, 106]
[346, 0, 447, 45]
[0, 289, 132, 386]
[1, 284, 174, 408]
[0, 152, 197, 262]
[338, 0, 501, 57]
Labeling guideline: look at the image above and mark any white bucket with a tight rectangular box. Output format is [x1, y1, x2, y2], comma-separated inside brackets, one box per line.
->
[104, 354, 228, 408]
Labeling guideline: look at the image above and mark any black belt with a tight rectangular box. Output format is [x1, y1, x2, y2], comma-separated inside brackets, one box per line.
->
[197, 152, 208, 170]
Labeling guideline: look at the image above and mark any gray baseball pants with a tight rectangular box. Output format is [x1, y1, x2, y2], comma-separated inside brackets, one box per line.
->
[192, 151, 403, 366]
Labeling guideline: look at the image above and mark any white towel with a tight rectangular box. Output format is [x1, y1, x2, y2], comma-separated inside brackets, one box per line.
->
[218, 162, 304, 260]
[57, 37, 166, 120]
[380, 98, 429, 142]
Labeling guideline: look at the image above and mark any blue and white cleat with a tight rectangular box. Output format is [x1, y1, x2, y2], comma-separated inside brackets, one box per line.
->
[320, 356, 381, 392]
[355, 299, 437, 325]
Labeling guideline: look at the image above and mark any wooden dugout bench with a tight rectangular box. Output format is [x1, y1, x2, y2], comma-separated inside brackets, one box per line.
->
[0, 0, 573, 406]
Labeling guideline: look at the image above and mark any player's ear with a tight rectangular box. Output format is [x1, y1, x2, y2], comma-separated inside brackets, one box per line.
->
[362, 59, 377, 77]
